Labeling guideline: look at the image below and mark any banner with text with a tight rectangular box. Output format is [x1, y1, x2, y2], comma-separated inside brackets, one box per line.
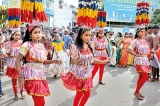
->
[104, 0, 159, 22]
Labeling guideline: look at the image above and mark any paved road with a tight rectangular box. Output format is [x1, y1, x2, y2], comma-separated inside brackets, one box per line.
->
[0, 65, 160, 106]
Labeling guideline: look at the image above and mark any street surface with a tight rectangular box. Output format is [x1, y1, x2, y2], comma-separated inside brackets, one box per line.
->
[0, 65, 160, 106]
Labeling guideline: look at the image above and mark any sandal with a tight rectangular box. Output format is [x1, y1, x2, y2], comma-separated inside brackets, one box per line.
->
[53, 75, 57, 79]
[0, 93, 4, 97]
[99, 82, 105, 85]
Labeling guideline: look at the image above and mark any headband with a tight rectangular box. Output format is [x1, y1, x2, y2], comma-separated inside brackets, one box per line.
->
[12, 27, 20, 34]
[28, 20, 41, 32]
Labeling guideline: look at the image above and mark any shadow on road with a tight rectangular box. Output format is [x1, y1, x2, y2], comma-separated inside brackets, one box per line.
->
[106, 65, 131, 77]
[0, 98, 17, 106]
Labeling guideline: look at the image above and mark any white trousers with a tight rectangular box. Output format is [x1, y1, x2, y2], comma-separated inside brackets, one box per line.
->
[64, 49, 70, 68]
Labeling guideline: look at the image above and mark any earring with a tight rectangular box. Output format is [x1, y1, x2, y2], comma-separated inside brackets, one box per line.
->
[29, 37, 31, 39]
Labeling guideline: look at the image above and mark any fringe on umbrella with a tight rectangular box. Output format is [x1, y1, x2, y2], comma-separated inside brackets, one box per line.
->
[135, 1, 150, 25]
[21, 0, 48, 23]
[96, 11, 107, 27]
[8, 8, 21, 27]
[77, 0, 98, 28]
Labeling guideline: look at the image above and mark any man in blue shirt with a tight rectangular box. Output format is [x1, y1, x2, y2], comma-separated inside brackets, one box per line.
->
[63, 30, 72, 68]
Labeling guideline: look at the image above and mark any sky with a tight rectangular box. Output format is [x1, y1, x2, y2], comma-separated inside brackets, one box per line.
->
[64, 0, 78, 7]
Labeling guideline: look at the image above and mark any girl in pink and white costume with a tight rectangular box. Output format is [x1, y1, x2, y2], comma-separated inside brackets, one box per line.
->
[16, 20, 62, 106]
[61, 28, 109, 106]
[92, 28, 109, 85]
[5, 27, 25, 100]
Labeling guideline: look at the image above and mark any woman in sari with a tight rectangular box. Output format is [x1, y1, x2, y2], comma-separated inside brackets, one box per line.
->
[117, 32, 132, 68]
[128, 33, 135, 65]
[114, 32, 122, 63]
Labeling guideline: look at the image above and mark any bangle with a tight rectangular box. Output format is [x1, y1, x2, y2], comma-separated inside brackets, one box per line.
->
[19, 76, 24, 78]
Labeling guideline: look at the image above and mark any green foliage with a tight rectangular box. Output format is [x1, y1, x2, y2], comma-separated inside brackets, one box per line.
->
[151, 9, 160, 25]
[0, 6, 8, 28]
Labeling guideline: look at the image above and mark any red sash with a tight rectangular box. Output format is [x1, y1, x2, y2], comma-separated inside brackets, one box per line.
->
[156, 47, 160, 61]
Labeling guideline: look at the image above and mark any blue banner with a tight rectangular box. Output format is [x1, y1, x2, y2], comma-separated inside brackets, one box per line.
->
[104, 0, 158, 22]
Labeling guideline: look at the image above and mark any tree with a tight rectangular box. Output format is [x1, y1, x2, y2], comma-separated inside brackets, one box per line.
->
[98, 0, 104, 10]
[151, 9, 160, 25]
[0, 6, 8, 28]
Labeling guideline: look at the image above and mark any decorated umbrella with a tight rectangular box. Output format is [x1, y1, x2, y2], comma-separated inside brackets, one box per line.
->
[96, 11, 107, 27]
[21, 0, 48, 23]
[77, 0, 99, 28]
[7, 0, 21, 28]
[135, 1, 150, 25]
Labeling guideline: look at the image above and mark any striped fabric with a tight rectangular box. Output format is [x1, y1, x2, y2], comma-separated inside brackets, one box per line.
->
[135, 2, 150, 25]
[8, 8, 21, 27]
[96, 11, 107, 27]
[77, 0, 98, 28]
[21, 0, 48, 23]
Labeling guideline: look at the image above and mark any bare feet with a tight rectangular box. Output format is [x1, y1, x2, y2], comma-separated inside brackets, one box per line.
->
[148, 78, 156, 82]
[14, 95, 19, 101]
[20, 92, 25, 99]
[139, 93, 145, 98]
[134, 93, 143, 100]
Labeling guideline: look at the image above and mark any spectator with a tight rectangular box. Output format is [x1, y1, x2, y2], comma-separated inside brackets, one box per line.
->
[63, 30, 72, 68]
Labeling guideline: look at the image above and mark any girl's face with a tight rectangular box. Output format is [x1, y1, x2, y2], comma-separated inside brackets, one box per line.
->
[117, 33, 120, 37]
[54, 34, 60, 40]
[13, 31, 21, 41]
[125, 33, 129, 38]
[81, 31, 91, 43]
[98, 31, 104, 38]
[30, 27, 42, 41]
[129, 34, 133, 38]
[138, 29, 145, 38]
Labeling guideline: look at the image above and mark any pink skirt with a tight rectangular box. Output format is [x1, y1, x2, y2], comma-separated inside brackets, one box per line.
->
[61, 72, 93, 91]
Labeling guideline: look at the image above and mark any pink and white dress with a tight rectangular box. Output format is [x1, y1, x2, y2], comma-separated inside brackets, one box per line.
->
[94, 37, 108, 60]
[5, 40, 23, 79]
[19, 41, 50, 96]
[129, 39, 150, 73]
[61, 47, 94, 91]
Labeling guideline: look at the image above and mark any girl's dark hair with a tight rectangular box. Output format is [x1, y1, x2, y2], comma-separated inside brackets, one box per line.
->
[135, 28, 145, 39]
[10, 31, 19, 41]
[118, 32, 122, 37]
[74, 28, 93, 54]
[96, 31, 100, 37]
[22, 26, 41, 64]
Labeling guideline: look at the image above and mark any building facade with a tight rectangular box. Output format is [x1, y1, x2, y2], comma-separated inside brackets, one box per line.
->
[53, 0, 78, 28]
[42, 0, 54, 27]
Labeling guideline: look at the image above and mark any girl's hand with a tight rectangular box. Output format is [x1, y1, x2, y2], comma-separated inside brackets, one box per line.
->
[18, 77, 25, 90]
[103, 58, 110, 64]
[53, 60, 62, 65]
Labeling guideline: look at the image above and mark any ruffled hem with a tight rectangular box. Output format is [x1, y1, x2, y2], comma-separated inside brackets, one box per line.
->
[135, 65, 150, 73]
[6, 67, 24, 79]
[25, 80, 50, 97]
[61, 72, 93, 91]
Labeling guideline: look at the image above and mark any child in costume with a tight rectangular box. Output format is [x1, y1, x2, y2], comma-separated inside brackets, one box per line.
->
[61, 28, 109, 106]
[15, 20, 62, 106]
[5, 28, 25, 100]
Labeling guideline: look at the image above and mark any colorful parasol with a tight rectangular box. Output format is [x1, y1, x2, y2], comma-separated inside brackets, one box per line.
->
[135, 1, 150, 25]
[77, 0, 98, 28]
[21, 0, 48, 23]
[96, 11, 107, 27]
